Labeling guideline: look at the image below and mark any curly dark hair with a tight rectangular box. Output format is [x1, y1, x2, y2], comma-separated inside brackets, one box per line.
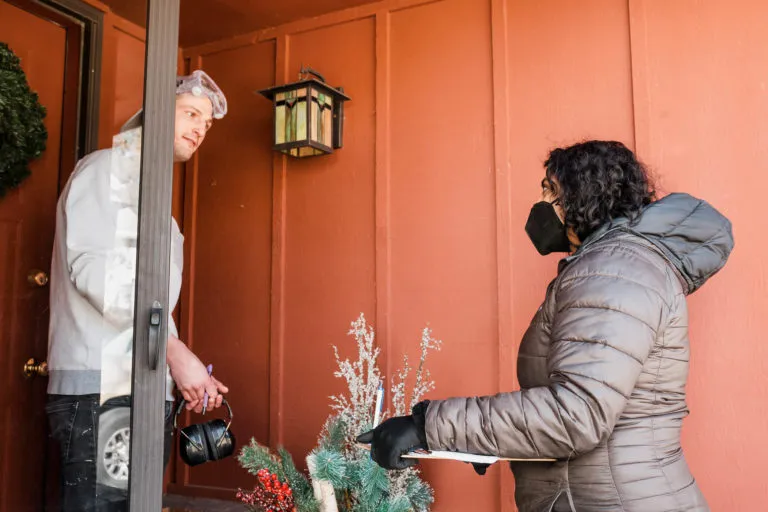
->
[544, 140, 656, 241]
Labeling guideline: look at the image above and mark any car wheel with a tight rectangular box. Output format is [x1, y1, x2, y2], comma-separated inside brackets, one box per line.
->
[97, 407, 131, 490]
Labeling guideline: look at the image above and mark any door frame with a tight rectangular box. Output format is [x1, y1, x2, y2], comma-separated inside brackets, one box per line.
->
[41, 0, 104, 161]
[129, 0, 180, 508]
[4, 0, 103, 188]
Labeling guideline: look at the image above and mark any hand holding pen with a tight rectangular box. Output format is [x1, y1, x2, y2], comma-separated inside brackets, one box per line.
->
[193, 363, 228, 415]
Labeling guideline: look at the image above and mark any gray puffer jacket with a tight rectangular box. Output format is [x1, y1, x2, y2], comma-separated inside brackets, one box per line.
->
[424, 193, 733, 511]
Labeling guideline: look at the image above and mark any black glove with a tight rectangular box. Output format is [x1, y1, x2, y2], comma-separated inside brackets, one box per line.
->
[356, 401, 430, 470]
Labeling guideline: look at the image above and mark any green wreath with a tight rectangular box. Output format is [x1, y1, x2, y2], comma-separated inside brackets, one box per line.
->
[0, 42, 47, 197]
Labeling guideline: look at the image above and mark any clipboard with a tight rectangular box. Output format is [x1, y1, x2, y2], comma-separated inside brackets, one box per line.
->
[402, 449, 556, 463]
[357, 444, 556, 464]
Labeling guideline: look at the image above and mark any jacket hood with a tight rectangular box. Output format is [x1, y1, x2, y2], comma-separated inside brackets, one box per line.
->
[583, 193, 734, 294]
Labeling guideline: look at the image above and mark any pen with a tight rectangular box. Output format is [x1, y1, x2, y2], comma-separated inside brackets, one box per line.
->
[373, 382, 384, 428]
[202, 364, 213, 415]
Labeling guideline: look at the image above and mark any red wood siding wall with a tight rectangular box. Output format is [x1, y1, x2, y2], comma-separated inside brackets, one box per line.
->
[174, 0, 768, 509]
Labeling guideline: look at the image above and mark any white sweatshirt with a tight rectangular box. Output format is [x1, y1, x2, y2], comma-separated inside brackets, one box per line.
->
[47, 135, 181, 402]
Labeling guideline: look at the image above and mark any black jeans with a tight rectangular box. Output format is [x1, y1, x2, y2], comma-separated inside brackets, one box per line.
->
[46, 394, 174, 512]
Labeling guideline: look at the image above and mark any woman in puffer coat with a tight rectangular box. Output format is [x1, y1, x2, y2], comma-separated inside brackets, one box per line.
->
[358, 140, 734, 511]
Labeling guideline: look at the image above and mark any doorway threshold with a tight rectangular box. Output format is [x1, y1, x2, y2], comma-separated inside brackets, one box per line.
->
[163, 494, 247, 511]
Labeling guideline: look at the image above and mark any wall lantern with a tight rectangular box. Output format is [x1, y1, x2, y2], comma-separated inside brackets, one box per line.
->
[258, 66, 351, 158]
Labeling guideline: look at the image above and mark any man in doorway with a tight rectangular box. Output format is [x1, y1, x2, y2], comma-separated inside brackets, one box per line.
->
[45, 70, 229, 511]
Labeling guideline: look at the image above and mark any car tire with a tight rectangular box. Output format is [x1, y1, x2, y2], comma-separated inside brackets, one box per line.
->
[97, 407, 131, 490]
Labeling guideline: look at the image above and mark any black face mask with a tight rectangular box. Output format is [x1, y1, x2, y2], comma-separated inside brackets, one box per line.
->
[525, 201, 571, 255]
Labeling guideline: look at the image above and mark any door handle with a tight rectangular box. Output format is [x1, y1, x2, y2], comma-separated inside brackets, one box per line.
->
[23, 358, 48, 378]
[148, 301, 163, 370]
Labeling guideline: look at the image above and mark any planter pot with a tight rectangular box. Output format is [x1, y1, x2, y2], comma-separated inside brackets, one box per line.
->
[306, 454, 339, 512]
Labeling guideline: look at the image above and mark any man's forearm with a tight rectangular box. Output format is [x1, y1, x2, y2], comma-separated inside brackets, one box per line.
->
[166, 334, 184, 366]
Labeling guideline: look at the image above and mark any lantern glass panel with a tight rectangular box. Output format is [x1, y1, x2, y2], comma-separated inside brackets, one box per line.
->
[275, 95, 287, 145]
[310, 92, 318, 144]
[274, 89, 309, 144]
[299, 146, 316, 157]
[309, 89, 335, 149]
[295, 99, 307, 142]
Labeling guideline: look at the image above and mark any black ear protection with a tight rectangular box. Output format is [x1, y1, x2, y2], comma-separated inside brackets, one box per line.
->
[174, 398, 235, 466]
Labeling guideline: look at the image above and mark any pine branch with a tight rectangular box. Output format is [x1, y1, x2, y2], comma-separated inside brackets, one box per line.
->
[310, 447, 349, 489]
[319, 415, 348, 452]
[384, 495, 412, 512]
[355, 457, 389, 507]
[406, 476, 434, 511]
[238, 438, 283, 478]
[278, 447, 319, 512]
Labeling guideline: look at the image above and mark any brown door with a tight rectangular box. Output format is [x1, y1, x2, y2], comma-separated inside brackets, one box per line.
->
[0, 1, 79, 510]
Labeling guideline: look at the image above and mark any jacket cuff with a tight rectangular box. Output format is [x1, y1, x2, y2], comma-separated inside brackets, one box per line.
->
[411, 400, 430, 448]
